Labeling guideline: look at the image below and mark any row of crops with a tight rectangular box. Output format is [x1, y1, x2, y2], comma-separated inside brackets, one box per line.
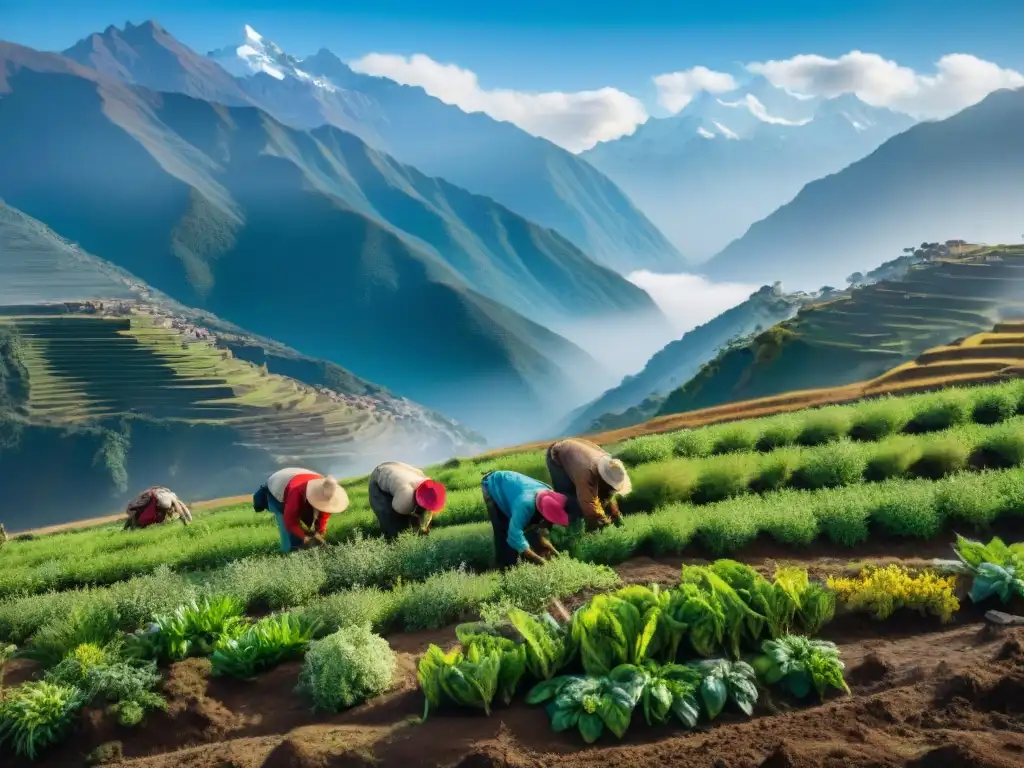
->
[6, 382, 1024, 600]
[3, 535, 1020, 759]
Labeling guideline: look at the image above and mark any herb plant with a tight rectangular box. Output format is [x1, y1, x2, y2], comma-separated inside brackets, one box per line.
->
[298, 625, 395, 712]
[0, 681, 86, 759]
[827, 565, 959, 622]
[211, 613, 321, 679]
[136, 596, 249, 662]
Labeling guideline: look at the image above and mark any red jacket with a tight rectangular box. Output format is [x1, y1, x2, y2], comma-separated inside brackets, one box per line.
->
[282, 473, 331, 540]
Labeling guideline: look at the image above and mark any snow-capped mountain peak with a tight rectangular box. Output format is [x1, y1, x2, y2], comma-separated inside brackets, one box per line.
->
[208, 25, 335, 89]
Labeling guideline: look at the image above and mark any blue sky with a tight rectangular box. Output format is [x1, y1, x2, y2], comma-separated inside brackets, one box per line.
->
[3, 0, 1023, 102]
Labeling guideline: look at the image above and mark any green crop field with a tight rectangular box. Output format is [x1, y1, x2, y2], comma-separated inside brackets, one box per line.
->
[4, 377, 1024, 765]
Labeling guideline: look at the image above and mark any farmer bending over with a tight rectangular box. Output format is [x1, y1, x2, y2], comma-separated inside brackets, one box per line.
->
[368, 461, 447, 539]
[123, 487, 193, 530]
[481, 470, 569, 568]
[546, 438, 631, 530]
[254, 468, 349, 552]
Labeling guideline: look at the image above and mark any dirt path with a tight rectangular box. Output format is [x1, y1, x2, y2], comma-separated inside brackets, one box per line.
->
[9, 543, 1023, 768]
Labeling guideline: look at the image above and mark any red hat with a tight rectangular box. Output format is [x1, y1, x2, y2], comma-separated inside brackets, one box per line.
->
[535, 491, 570, 527]
[415, 479, 447, 512]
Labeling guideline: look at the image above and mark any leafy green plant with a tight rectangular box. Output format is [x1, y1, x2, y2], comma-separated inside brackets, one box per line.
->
[526, 664, 646, 743]
[953, 534, 1024, 571]
[753, 636, 849, 701]
[693, 659, 758, 719]
[795, 582, 836, 636]
[571, 594, 642, 676]
[0, 644, 15, 688]
[660, 583, 726, 659]
[135, 596, 248, 662]
[0, 681, 86, 759]
[638, 661, 702, 728]
[967, 563, 1024, 604]
[506, 608, 577, 680]
[418, 643, 502, 716]
[455, 633, 528, 706]
[681, 566, 765, 658]
[211, 613, 321, 679]
[297, 625, 395, 712]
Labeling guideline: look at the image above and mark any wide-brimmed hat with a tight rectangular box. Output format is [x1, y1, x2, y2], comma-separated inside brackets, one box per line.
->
[415, 479, 447, 512]
[598, 455, 632, 496]
[535, 491, 570, 527]
[306, 476, 350, 514]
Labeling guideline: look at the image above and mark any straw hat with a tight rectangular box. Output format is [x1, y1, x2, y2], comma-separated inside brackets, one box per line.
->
[306, 476, 350, 514]
[535, 491, 570, 527]
[415, 479, 447, 512]
[598, 455, 632, 496]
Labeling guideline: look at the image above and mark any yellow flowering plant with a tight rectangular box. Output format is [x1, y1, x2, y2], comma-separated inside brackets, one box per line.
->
[827, 564, 959, 622]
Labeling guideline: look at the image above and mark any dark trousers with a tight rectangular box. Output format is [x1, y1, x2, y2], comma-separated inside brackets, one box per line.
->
[369, 479, 415, 540]
[545, 446, 584, 523]
[482, 472, 543, 569]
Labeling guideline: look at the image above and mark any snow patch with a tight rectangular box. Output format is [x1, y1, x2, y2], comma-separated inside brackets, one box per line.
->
[697, 126, 716, 139]
[713, 121, 739, 139]
[717, 94, 811, 126]
[209, 25, 335, 90]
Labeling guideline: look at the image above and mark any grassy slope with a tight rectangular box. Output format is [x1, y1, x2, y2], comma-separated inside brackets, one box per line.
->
[659, 246, 1024, 417]
[703, 87, 1024, 289]
[567, 284, 809, 434]
[0, 43, 620, 437]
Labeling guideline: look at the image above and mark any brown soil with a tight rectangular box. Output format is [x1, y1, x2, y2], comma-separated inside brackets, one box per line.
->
[8, 546, 1024, 768]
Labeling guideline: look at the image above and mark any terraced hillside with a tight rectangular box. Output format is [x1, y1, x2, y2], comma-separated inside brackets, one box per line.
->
[659, 245, 1024, 416]
[0, 309, 483, 527]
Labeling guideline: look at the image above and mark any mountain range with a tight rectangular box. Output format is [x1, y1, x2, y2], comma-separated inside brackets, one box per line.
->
[62, 22, 684, 275]
[701, 86, 1024, 289]
[0, 39, 668, 441]
[583, 77, 916, 261]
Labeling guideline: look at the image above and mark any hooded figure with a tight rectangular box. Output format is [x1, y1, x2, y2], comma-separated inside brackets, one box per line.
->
[368, 462, 447, 539]
[480, 470, 570, 568]
[545, 438, 631, 530]
[123, 487, 193, 531]
[258, 468, 349, 553]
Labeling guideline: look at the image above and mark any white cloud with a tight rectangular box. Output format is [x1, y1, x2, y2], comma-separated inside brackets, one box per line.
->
[748, 51, 1024, 119]
[718, 94, 811, 126]
[627, 271, 757, 335]
[349, 52, 647, 152]
[653, 66, 738, 114]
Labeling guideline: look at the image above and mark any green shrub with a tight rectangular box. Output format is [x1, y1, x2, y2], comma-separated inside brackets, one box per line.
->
[23, 605, 121, 668]
[755, 416, 801, 452]
[870, 485, 942, 538]
[863, 439, 920, 482]
[672, 430, 713, 458]
[211, 613, 321, 679]
[909, 440, 969, 480]
[298, 588, 403, 637]
[972, 389, 1018, 425]
[297, 625, 395, 712]
[849, 400, 911, 441]
[907, 394, 970, 434]
[614, 435, 674, 466]
[620, 461, 697, 513]
[712, 424, 760, 455]
[791, 442, 865, 490]
[973, 424, 1024, 469]
[797, 410, 851, 446]
[748, 452, 798, 493]
[0, 681, 86, 759]
[693, 462, 752, 504]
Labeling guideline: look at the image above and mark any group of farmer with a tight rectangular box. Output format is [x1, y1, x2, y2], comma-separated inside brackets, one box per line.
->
[123, 437, 631, 569]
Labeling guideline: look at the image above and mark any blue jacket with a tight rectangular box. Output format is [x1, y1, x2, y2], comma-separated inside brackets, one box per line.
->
[483, 471, 551, 553]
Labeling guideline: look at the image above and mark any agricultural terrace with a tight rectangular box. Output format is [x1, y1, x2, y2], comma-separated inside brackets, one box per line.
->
[658, 245, 1024, 417]
[3, 381, 1024, 766]
[2, 313, 393, 457]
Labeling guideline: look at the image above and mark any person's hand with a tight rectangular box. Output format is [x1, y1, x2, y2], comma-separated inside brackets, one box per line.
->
[612, 516, 624, 528]
[524, 549, 547, 565]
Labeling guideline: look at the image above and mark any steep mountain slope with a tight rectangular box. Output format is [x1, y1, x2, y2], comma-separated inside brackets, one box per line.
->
[0, 42, 616, 440]
[0, 202, 484, 525]
[62, 19, 252, 106]
[701, 87, 1024, 289]
[659, 244, 1024, 416]
[583, 80, 914, 261]
[203, 26, 684, 274]
[565, 283, 810, 433]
